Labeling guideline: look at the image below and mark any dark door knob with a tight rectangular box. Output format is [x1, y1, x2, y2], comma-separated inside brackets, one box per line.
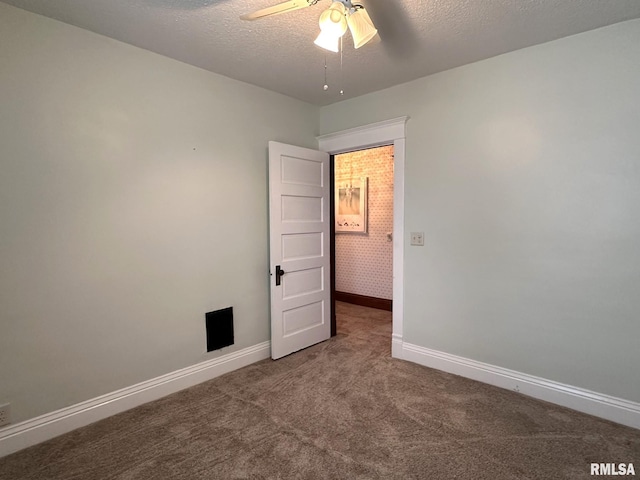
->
[275, 265, 286, 286]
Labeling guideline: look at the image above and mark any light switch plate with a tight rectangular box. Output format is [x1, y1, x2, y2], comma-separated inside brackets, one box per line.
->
[410, 232, 424, 246]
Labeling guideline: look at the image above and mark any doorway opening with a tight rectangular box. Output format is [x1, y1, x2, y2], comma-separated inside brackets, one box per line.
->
[330, 145, 394, 338]
[319, 116, 407, 359]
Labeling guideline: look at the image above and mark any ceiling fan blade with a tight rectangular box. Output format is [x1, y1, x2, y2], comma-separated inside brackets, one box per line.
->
[240, 0, 313, 21]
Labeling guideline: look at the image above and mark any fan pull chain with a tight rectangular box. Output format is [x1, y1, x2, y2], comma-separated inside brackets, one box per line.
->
[340, 36, 344, 96]
[323, 55, 328, 91]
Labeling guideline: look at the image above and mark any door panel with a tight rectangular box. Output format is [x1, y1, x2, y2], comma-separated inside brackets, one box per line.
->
[282, 267, 324, 299]
[283, 301, 324, 336]
[269, 141, 330, 359]
[282, 233, 323, 260]
[281, 156, 324, 186]
[281, 195, 323, 222]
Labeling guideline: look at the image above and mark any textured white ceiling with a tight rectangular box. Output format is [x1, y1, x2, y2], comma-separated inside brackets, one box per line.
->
[3, 0, 640, 105]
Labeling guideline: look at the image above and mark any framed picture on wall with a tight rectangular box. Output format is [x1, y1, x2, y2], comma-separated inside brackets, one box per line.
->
[335, 176, 368, 233]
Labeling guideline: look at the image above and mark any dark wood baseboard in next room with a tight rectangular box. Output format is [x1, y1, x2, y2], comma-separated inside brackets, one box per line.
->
[335, 291, 392, 312]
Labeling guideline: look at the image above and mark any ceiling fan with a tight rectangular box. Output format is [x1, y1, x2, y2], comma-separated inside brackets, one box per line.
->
[240, 0, 379, 52]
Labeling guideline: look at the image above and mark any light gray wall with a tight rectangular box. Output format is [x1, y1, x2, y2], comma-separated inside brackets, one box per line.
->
[0, 3, 319, 423]
[321, 20, 640, 403]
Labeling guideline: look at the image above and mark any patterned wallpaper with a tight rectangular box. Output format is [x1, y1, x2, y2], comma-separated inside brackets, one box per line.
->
[335, 145, 394, 300]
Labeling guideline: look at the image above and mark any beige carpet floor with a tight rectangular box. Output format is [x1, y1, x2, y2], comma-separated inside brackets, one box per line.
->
[1, 302, 639, 479]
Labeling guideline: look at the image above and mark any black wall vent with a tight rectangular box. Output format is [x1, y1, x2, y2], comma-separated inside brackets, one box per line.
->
[205, 307, 234, 352]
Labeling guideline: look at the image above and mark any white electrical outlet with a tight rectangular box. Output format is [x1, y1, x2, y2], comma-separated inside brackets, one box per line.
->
[410, 232, 424, 246]
[0, 403, 10, 427]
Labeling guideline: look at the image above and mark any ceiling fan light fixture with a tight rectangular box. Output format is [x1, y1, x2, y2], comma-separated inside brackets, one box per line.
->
[317, 2, 348, 38]
[347, 7, 378, 49]
[314, 30, 340, 52]
[314, 1, 348, 51]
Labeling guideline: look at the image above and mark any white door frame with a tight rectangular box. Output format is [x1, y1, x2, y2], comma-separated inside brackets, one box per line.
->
[317, 116, 408, 359]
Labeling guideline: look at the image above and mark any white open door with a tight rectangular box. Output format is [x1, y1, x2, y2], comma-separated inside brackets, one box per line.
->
[268, 141, 331, 359]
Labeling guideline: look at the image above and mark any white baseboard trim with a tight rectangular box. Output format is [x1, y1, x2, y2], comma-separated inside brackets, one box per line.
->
[391, 334, 404, 360]
[402, 342, 640, 430]
[0, 341, 271, 458]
